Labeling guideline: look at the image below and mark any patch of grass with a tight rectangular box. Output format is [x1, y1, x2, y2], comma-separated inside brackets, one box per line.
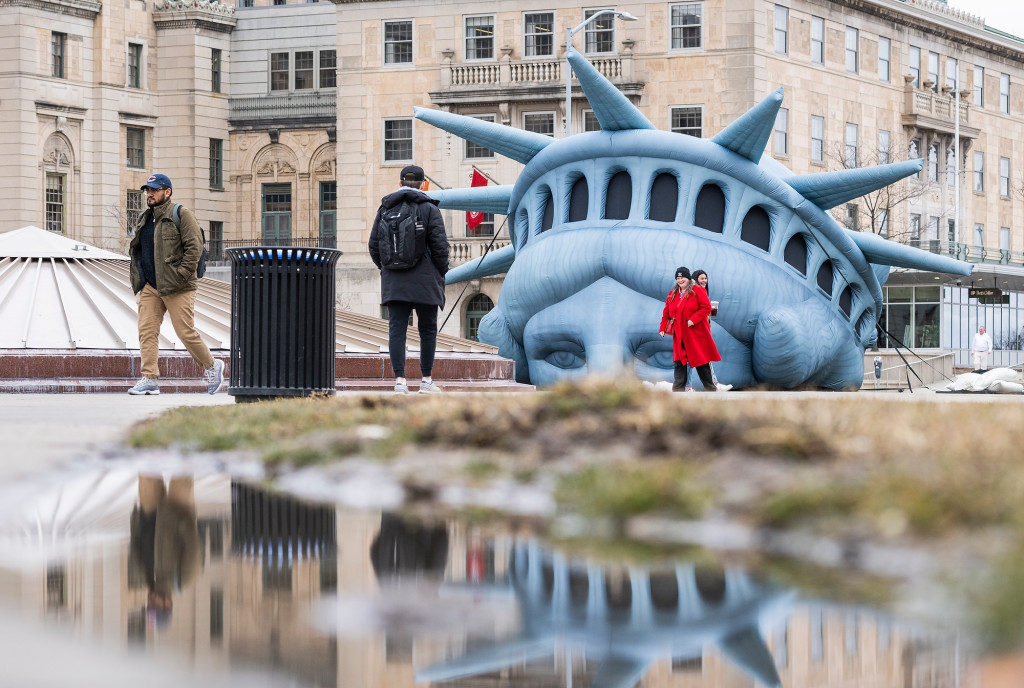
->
[756, 482, 863, 529]
[972, 542, 1024, 653]
[757, 554, 895, 607]
[556, 461, 707, 520]
[464, 459, 502, 481]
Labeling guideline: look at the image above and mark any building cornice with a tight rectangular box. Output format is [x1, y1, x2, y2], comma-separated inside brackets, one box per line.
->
[837, 0, 1024, 61]
[0, 0, 101, 19]
[153, 0, 236, 33]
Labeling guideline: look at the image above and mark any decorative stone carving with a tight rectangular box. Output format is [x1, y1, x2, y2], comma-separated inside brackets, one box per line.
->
[43, 135, 72, 170]
[314, 158, 335, 176]
[153, 0, 235, 15]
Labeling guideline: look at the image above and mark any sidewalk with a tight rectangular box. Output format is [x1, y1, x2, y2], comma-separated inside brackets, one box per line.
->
[0, 393, 234, 480]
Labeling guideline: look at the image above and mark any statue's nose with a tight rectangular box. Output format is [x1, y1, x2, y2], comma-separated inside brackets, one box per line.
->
[585, 344, 630, 375]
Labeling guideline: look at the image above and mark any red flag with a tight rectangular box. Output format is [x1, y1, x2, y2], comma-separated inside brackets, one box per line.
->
[466, 169, 488, 230]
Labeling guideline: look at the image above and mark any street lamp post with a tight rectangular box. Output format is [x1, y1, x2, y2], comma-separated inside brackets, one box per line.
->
[565, 9, 638, 137]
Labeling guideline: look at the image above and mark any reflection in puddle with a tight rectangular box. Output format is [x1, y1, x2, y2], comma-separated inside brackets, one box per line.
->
[0, 469, 967, 687]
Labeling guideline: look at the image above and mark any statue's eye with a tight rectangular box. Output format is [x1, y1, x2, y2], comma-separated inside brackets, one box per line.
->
[634, 339, 673, 368]
[545, 350, 585, 369]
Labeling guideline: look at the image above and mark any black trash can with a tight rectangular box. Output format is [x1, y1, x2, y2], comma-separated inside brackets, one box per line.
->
[227, 247, 342, 402]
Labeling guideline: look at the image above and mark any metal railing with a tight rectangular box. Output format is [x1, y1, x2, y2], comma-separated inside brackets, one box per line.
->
[862, 352, 955, 390]
[905, 239, 1024, 266]
[228, 92, 336, 124]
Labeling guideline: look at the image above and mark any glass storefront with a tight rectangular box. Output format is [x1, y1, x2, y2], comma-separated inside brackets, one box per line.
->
[878, 285, 940, 349]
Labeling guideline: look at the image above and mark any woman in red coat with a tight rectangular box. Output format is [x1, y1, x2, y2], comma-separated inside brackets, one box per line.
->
[659, 266, 721, 391]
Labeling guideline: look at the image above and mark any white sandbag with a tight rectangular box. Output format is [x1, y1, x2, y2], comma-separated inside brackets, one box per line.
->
[970, 367, 1021, 391]
[985, 379, 1024, 394]
[948, 372, 980, 391]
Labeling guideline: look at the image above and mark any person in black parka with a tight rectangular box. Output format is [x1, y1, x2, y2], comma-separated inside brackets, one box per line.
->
[368, 165, 450, 394]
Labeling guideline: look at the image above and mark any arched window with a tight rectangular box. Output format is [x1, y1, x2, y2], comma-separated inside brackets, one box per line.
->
[568, 177, 589, 222]
[465, 293, 494, 341]
[539, 188, 554, 233]
[740, 206, 772, 252]
[784, 234, 808, 274]
[604, 170, 632, 220]
[816, 261, 835, 296]
[648, 173, 678, 222]
[839, 286, 853, 317]
[694, 183, 725, 233]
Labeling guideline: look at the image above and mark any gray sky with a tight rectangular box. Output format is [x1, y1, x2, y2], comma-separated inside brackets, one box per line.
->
[949, 0, 1024, 39]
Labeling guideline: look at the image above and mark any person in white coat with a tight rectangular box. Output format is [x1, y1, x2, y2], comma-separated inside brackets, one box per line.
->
[970, 325, 993, 371]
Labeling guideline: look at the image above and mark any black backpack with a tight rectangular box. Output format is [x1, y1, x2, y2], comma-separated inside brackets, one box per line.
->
[171, 203, 208, 278]
[378, 201, 426, 270]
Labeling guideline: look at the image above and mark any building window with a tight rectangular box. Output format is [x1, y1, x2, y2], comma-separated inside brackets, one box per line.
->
[524, 12, 554, 57]
[878, 129, 890, 165]
[294, 51, 314, 90]
[465, 293, 495, 341]
[670, 106, 702, 137]
[845, 203, 858, 231]
[909, 138, 921, 176]
[1000, 156, 1010, 197]
[584, 8, 616, 54]
[465, 114, 496, 158]
[212, 48, 222, 93]
[774, 107, 788, 156]
[209, 139, 223, 189]
[319, 50, 336, 88]
[273, 0, 285, 5]
[974, 223, 984, 246]
[126, 190, 143, 232]
[878, 36, 890, 82]
[270, 52, 289, 91]
[845, 122, 858, 168]
[974, 65, 984, 107]
[239, 0, 253, 7]
[523, 112, 555, 137]
[946, 56, 958, 90]
[127, 127, 145, 168]
[1000, 73, 1010, 113]
[928, 215, 939, 241]
[209, 221, 224, 261]
[878, 208, 889, 237]
[583, 110, 600, 132]
[927, 52, 939, 92]
[670, 3, 703, 50]
[383, 118, 413, 162]
[51, 32, 66, 79]
[811, 16, 823, 65]
[45, 173, 65, 233]
[465, 15, 495, 60]
[1001, 226, 1010, 251]
[320, 181, 337, 248]
[909, 46, 920, 88]
[261, 183, 292, 244]
[947, 146, 956, 186]
[845, 27, 858, 73]
[384, 20, 413, 64]
[774, 5, 788, 55]
[927, 143, 938, 183]
[127, 43, 142, 88]
[811, 115, 824, 164]
[909, 213, 921, 240]
[974, 151, 984, 192]
[467, 213, 495, 237]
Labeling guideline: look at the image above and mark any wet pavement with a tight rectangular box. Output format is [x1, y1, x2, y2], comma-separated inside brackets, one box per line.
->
[0, 391, 1016, 687]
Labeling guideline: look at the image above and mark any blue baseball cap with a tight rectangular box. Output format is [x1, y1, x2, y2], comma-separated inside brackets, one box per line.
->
[141, 173, 172, 190]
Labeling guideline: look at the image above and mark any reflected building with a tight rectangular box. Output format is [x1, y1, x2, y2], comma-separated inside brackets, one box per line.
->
[0, 476, 969, 687]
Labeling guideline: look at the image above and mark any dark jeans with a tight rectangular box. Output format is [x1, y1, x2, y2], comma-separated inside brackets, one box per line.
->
[387, 301, 438, 379]
[673, 360, 715, 391]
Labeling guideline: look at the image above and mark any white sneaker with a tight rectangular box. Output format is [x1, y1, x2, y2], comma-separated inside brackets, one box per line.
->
[128, 377, 160, 395]
[204, 359, 225, 394]
[716, 382, 733, 392]
[419, 380, 443, 393]
[394, 380, 409, 394]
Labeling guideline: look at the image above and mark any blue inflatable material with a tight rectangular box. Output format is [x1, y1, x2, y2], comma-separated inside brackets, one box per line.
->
[418, 48, 973, 389]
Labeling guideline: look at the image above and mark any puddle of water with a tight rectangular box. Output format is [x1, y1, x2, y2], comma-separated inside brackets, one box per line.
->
[0, 466, 975, 687]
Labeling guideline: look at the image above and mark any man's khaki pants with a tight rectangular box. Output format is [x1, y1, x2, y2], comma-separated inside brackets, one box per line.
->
[137, 283, 214, 379]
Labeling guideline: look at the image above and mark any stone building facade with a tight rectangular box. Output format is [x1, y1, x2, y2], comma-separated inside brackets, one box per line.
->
[4, 0, 1024, 348]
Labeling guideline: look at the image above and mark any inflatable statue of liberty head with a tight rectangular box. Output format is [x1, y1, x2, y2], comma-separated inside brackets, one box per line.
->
[417, 49, 972, 389]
